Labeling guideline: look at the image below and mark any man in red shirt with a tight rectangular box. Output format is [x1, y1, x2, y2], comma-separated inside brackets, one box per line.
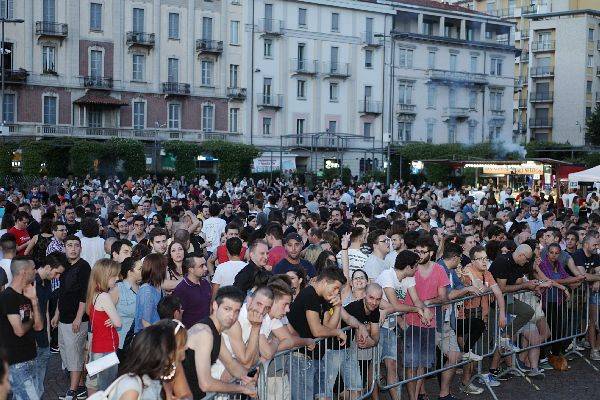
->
[8, 211, 31, 256]
[265, 222, 286, 267]
[216, 222, 246, 264]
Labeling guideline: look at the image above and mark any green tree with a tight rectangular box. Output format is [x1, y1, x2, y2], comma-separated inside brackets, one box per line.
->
[586, 104, 600, 146]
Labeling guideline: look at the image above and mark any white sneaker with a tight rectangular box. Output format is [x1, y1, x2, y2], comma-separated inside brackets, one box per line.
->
[460, 383, 484, 395]
[462, 351, 483, 362]
[500, 337, 520, 352]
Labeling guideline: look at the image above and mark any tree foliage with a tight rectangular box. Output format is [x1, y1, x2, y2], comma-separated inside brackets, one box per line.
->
[586, 104, 600, 146]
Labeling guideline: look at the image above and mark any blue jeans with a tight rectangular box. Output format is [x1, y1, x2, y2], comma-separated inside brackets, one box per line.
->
[378, 326, 397, 361]
[315, 348, 362, 398]
[34, 347, 51, 397]
[8, 359, 40, 400]
[286, 352, 316, 400]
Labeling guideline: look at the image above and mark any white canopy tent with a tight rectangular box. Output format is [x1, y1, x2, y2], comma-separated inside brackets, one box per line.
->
[568, 165, 600, 184]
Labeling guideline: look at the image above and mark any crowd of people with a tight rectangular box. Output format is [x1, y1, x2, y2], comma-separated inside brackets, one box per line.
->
[0, 174, 598, 400]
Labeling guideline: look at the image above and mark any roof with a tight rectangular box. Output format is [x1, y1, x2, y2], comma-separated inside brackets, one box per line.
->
[388, 0, 488, 17]
[74, 92, 128, 107]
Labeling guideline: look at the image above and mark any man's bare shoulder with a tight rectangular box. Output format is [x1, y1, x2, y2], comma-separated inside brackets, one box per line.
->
[187, 322, 214, 347]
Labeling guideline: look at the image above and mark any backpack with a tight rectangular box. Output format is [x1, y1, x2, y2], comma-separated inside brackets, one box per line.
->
[87, 374, 143, 400]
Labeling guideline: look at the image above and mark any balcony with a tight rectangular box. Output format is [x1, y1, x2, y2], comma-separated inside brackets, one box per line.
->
[530, 66, 554, 77]
[514, 77, 526, 88]
[35, 21, 68, 37]
[257, 93, 283, 109]
[521, 5, 538, 14]
[258, 18, 284, 36]
[531, 41, 555, 52]
[83, 76, 112, 89]
[529, 91, 553, 102]
[529, 118, 553, 128]
[126, 32, 155, 47]
[396, 103, 417, 115]
[442, 107, 470, 120]
[520, 52, 529, 62]
[359, 100, 383, 115]
[427, 69, 488, 85]
[4, 69, 28, 83]
[514, 122, 527, 133]
[517, 98, 528, 108]
[362, 32, 383, 47]
[491, 109, 506, 117]
[521, 31, 530, 40]
[195, 39, 224, 55]
[226, 87, 247, 100]
[291, 59, 318, 75]
[491, 7, 515, 17]
[162, 82, 191, 95]
[323, 62, 351, 78]
[597, 66, 600, 77]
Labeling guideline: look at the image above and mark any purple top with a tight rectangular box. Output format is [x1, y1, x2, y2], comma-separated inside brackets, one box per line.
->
[172, 276, 211, 328]
[539, 257, 569, 303]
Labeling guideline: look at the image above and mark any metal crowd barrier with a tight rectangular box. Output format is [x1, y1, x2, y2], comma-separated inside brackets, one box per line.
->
[257, 326, 379, 400]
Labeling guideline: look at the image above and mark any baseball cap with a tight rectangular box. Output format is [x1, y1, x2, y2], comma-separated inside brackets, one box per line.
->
[284, 232, 303, 244]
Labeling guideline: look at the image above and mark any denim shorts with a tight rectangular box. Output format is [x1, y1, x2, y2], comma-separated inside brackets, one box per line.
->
[315, 348, 362, 398]
[590, 291, 600, 306]
[403, 325, 436, 369]
[9, 359, 40, 400]
[378, 327, 397, 361]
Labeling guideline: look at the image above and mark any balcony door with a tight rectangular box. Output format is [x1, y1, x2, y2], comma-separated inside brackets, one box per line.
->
[43, 0, 55, 23]
[202, 17, 213, 40]
[90, 50, 103, 78]
[263, 78, 272, 104]
[133, 8, 144, 33]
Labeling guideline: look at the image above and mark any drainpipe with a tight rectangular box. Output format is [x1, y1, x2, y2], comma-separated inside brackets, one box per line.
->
[249, 0, 255, 145]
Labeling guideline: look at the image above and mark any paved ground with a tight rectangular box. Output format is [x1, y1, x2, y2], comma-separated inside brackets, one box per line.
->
[41, 352, 600, 399]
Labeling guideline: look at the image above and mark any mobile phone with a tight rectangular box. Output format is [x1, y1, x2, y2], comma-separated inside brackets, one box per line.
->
[247, 367, 258, 377]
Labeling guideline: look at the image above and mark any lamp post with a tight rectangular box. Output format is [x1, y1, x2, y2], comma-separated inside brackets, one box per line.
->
[375, 32, 395, 187]
[154, 121, 167, 175]
[0, 5, 24, 131]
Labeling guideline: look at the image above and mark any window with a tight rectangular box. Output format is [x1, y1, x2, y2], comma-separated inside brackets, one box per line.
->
[449, 54, 457, 71]
[262, 117, 272, 135]
[588, 55, 594, 68]
[298, 8, 307, 28]
[398, 82, 413, 104]
[469, 90, 477, 109]
[168, 58, 179, 82]
[43, 96, 57, 125]
[470, 56, 478, 73]
[263, 77, 272, 99]
[427, 85, 436, 107]
[132, 54, 145, 81]
[202, 104, 214, 132]
[490, 92, 502, 110]
[132, 8, 144, 32]
[264, 39, 273, 57]
[329, 82, 339, 101]
[426, 122, 434, 143]
[398, 122, 412, 141]
[229, 64, 239, 87]
[230, 21, 240, 45]
[428, 51, 436, 69]
[133, 101, 145, 130]
[587, 80, 593, 94]
[449, 88, 456, 107]
[365, 49, 373, 68]
[201, 60, 214, 86]
[364, 85, 372, 100]
[202, 17, 213, 40]
[589, 28, 595, 42]
[296, 118, 305, 135]
[448, 124, 456, 143]
[398, 49, 414, 68]
[422, 21, 433, 36]
[490, 58, 502, 76]
[297, 80, 306, 99]
[42, 46, 56, 73]
[363, 122, 372, 138]
[468, 124, 476, 144]
[168, 13, 180, 39]
[331, 13, 339, 32]
[328, 121, 337, 133]
[88, 109, 102, 127]
[229, 108, 239, 132]
[0, 0, 14, 19]
[90, 50, 102, 77]
[330, 46, 339, 64]
[43, 0, 55, 22]
[466, 28, 474, 41]
[90, 3, 102, 30]
[168, 103, 181, 129]
[587, 107, 592, 119]
[3, 93, 14, 123]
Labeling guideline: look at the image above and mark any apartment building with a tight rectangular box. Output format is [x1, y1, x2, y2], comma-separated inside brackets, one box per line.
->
[3, 0, 515, 175]
[388, 0, 515, 146]
[453, 0, 599, 145]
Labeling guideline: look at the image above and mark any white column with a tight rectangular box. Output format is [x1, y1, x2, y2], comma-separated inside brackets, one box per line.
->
[460, 19, 466, 40]
[439, 16, 445, 36]
[417, 13, 423, 35]
[480, 22, 487, 41]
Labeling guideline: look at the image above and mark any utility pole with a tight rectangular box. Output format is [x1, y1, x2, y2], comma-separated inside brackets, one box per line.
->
[0, 5, 24, 131]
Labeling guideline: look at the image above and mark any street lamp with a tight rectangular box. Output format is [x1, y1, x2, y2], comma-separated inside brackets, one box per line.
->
[0, 5, 24, 132]
[154, 121, 167, 175]
[375, 32, 395, 187]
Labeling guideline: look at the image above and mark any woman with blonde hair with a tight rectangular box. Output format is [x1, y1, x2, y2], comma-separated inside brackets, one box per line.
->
[86, 259, 122, 394]
[302, 243, 323, 266]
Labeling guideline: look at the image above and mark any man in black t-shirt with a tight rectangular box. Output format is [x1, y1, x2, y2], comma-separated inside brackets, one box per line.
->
[50, 236, 91, 400]
[0, 256, 43, 399]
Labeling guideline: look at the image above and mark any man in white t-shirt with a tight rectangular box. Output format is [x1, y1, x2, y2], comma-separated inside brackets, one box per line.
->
[211, 238, 247, 300]
[384, 229, 405, 269]
[202, 203, 227, 254]
[375, 250, 432, 400]
[363, 230, 390, 281]
[336, 227, 368, 275]
[0, 234, 16, 286]
[258, 278, 295, 360]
